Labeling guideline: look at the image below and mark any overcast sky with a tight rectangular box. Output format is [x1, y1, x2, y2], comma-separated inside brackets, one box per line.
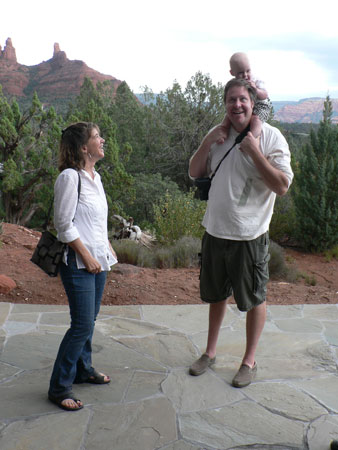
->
[2, 0, 338, 101]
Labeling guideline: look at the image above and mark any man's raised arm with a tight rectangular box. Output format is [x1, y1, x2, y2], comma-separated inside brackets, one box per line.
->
[189, 125, 227, 178]
[240, 132, 290, 196]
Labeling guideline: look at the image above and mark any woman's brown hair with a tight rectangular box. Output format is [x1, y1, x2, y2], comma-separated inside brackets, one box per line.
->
[58, 122, 99, 172]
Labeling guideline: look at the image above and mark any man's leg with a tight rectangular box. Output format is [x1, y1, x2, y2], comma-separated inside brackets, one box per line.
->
[232, 301, 266, 387]
[189, 300, 227, 376]
[242, 301, 266, 367]
[205, 300, 227, 359]
[190, 232, 232, 376]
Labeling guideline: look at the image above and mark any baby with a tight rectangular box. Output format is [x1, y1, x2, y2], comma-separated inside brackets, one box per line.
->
[221, 52, 272, 139]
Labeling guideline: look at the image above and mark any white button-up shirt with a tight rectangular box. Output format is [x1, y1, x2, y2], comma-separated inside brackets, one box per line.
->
[54, 168, 117, 270]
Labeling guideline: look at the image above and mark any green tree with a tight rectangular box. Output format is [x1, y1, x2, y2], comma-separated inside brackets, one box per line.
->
[109, 81, 149, 175]
[293, 95, 338, 251]
[66, 78, 134, 222]
[143, 72, 225, 189]
[0, 87, 62, 225]
[124, 172, 181, 226]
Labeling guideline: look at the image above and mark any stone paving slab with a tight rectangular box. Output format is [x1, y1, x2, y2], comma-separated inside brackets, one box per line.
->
[0, 302, 337, 450]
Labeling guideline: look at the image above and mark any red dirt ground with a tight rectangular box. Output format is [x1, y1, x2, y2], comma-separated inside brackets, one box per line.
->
[0, 223, 337, 306]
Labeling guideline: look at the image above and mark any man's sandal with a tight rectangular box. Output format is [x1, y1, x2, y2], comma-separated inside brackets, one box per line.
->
[48, 392, 83, 411]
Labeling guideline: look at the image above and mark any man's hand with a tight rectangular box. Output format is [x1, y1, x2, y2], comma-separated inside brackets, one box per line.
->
[239, 131, 289, 196]
[238, 131, 260, 157]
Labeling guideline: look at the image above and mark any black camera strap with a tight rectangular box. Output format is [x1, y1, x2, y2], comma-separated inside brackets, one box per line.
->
[210, 125, 250, 182]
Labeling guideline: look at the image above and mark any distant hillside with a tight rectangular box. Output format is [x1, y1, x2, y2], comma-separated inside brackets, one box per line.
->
[273, 98, 338, 124]
[271, 101, 298, 113]
[136, 95, 338, 125]
[0, 38, 122, 112]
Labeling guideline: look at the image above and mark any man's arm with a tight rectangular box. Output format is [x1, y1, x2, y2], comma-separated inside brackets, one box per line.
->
[240, 132, 289, 196]
[189, 125, 228, 178]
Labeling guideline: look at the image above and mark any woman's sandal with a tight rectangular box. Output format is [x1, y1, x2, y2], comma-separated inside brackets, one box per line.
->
[85, 369, 110, 384]
[48, 392, 83, 411]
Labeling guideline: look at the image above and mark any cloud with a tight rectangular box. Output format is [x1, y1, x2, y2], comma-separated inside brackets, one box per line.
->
[242, 34, 338, 82]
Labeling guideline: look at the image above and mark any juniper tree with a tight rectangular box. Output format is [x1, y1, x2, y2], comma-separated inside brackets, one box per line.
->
[142, 72, 225, 190]
[293, 95, 338, 251]
[0, 87, 62, 225]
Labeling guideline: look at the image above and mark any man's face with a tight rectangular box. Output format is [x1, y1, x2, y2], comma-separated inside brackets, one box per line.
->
[225, 86, 254, 132]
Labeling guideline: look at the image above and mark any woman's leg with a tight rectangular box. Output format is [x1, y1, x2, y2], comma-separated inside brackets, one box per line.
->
[76, 270, 107, 381]
[49, 250, 96, 397]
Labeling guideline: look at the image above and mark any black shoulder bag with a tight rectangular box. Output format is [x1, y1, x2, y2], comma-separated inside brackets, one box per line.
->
[30, 172, 81, 277]
[195, 125, 250, 200]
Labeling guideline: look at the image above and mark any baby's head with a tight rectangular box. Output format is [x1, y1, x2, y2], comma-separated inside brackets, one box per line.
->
[229, 52, 251, 80]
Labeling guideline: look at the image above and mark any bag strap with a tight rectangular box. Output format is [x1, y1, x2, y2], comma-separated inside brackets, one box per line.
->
[74, 171, 81, 215]
[43, 170, 81, 231]
[210, 125, 250, 181]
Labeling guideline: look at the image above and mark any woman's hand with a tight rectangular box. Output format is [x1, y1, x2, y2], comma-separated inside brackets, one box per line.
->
[82, 254, 102, 274]
[68, 238, 102, 273]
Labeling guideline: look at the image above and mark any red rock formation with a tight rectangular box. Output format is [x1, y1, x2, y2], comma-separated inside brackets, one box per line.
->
[0, 38, 17, 63]
[0, 38, 122, 100]
[275, 98, 338, 124]
[0, 39, 29, 96]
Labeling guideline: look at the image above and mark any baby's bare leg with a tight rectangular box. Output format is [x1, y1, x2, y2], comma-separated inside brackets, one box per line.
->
[250, 114, 262, 138]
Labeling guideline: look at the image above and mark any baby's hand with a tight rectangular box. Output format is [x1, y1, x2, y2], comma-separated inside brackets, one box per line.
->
[248, 80, 257, 89]
[205, 124, 228, 146]
[214, 125, 228, 145]
[217, 133, 228, 145]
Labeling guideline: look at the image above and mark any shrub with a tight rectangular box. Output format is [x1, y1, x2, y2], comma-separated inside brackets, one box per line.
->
[164, 236, 200, 268]
[268, 240, 298, 282]
[324, 245, 338, 262]
[296, 271, 317, 286]
[112, 239, 140, 265]
[112, 236, 201, 269]
[113, 236, 299, 286]
[153, 189, 206, 245]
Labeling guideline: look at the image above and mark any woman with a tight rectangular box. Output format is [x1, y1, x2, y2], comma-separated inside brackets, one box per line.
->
[48, 122, 117, 411]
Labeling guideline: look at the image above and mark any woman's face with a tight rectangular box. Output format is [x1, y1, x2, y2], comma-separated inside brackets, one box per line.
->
[84, 127, 105, 162]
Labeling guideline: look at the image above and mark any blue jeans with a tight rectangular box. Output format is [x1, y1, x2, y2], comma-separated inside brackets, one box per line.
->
[48, 248, 107, 397]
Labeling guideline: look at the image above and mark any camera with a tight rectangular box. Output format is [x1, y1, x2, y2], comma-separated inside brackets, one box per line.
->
[194, 177, 211, 201]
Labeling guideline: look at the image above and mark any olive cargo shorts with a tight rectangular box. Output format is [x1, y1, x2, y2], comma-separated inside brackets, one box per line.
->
[200, 231, 270, 311]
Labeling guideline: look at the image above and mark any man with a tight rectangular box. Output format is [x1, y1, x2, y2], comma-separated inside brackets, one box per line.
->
[189, 78, 293, 387]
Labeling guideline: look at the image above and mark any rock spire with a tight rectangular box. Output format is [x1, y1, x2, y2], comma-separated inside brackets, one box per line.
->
[0, 37, 17, 63]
